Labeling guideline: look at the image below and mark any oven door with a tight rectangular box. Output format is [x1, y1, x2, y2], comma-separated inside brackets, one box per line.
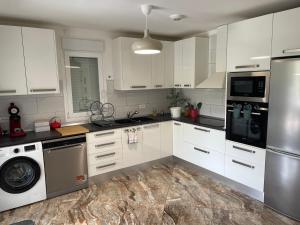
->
[227, 71, 270, 103]
[226, 103, 268, 148]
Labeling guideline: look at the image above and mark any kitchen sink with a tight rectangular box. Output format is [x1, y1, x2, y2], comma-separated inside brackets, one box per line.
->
[114, 118, 135, 124]
[131, 117, 154, 122]
[114, 116, 154, 124]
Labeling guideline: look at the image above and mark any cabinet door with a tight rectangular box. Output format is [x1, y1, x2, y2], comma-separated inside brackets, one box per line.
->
[143, 123, 161, 162]
[227, 14, 273, 72]
[164, 42, 174, 88]
[151, 49, 165, 89]
[122, 127, 143, 167]
[272, 7, 300, 57]
[160, 121, 173, 157]
[183, 123, 225, 154]
[173, 121, 184, 158]
[0, 25, 27, 96]
[121, 38, 152, 90]
[174, 41, 183, 88]
[181, 38, 195, 88]
[22, 27, 60, 94]
[216, 25, 228, 72]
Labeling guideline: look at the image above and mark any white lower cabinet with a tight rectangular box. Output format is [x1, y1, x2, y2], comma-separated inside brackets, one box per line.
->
[183, 142, 225, 175]
[160, 121, 173, 157]
[225, 141, 266, 192]
[142, 123, 161, 162]
[86, 129, 122, 177]
[183, 123, 225, 154]
[122, 126, 143, 168]
[173, 121, 184, 158]
[86, 121, 265, 193]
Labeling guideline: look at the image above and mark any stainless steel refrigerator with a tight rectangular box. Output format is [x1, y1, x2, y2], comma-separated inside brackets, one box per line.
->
[265, 57, 300, 221]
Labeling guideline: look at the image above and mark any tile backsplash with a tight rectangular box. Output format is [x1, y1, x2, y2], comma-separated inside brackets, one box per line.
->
[0, 81, 171, 131]
[183, 88, 226, 118]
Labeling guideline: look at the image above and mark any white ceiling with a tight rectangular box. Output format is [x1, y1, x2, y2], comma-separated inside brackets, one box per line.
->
[0, 0, 300, 38]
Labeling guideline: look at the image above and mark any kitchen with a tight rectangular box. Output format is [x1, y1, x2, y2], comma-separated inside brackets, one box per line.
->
[1, 0, 300, 224]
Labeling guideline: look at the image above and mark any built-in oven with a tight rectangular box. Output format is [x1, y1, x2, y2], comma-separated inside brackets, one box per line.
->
[226, 101, 268, 148]
[227, 71, 270, 103]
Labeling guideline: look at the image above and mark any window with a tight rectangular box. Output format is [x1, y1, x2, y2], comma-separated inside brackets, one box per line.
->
[64, 51, 106, 121]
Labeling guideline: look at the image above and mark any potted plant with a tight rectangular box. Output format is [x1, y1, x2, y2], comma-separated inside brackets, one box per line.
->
[167, 89, 188, 118]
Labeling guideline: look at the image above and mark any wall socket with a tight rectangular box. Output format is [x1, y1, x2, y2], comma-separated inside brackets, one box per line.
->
[138, 104, 146, 109]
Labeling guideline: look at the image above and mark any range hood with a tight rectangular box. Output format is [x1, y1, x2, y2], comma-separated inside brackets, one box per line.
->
[196, 72, 226, 89]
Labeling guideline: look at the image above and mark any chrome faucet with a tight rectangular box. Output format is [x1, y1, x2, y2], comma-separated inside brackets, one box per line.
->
[127, 110, 139, 119]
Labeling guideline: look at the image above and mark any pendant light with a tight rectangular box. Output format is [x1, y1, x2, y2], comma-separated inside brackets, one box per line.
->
[132, 4, 162, 55]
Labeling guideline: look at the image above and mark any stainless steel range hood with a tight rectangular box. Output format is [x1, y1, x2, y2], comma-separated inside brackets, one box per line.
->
[196, 72, 225, 89]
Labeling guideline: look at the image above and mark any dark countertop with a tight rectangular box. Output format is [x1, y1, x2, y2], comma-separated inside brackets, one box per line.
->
[0, 115, 224, 148]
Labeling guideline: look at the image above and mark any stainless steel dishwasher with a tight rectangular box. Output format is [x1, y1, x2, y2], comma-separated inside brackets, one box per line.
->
[42, 134, 88, 198]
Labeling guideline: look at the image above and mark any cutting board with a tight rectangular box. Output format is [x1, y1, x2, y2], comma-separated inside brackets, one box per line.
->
[56, 125, 89, 136]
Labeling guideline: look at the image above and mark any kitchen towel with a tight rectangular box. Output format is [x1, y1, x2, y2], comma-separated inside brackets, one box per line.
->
[128, 128, 138, 144]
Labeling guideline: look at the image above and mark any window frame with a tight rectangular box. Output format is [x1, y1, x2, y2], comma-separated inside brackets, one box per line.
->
[63, 51, 106, 122]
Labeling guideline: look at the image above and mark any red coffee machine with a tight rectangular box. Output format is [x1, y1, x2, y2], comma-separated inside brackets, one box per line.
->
[9, 103, 26, 138]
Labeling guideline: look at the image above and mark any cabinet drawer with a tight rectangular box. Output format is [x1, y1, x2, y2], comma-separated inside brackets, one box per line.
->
[87, 139, 122, 154]
[183, 123, 225, 153]
[88, 159, 121, 177]
[86, 129, 121, 143]
[88, 148, 122, 166]
[225, 155, 265, 191]
[183, 142, 225, 175]
[225, 141, 266, 165]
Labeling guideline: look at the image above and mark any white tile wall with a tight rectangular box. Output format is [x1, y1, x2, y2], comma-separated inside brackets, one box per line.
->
[0, 80, 171, 131]
[183, 88, 226, 118]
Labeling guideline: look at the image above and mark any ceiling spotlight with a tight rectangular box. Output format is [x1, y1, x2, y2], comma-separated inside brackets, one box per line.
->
[170, 14, 186, 21]
[132, 4, 163, 55]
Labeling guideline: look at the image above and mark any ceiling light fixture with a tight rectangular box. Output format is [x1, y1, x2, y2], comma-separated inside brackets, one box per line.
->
[132, 4, 162, 55]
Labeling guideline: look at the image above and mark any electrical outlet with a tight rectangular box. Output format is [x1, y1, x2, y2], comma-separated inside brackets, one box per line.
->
[138, 104, 146, 109]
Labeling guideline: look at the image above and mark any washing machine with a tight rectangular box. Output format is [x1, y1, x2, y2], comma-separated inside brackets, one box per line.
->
[0, 142, 46, 212]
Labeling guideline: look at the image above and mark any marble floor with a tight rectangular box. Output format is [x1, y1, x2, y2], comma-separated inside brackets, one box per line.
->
[1, 158, 299, 225]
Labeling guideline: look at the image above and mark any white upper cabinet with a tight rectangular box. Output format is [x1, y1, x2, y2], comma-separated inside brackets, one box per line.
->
[174, 37, 209, 88]
[163, 41, 174, 88]
[22, 27, 59, 94]
[227, 14, 273, 72]
[0, 26, 27, 96]
[272, 7, 300, 57]
[216, 25, 228, 72]
[113, 37, 173, 90]
[151, 46, 165, 89]
[116, 37, 152, 90]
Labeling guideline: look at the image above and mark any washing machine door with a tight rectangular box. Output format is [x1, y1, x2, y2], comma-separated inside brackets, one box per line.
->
[0, 156, 41, 194]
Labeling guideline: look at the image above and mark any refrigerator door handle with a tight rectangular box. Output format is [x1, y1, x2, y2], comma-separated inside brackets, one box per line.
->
[267, 146, 300, 159]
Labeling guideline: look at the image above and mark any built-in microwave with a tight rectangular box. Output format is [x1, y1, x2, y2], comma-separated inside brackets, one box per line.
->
[227, 71, 270, 103]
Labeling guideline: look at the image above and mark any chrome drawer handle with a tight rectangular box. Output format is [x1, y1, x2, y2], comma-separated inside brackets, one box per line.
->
[96, 152, 116, 158]
[194, 147, 210, 154]
[131, 85, 146, 88]
[124, 127, 141, 132]
[232, 160, 255, 169]
[282, 48, 300, 54]
[194, 127, 210, 133]
[95, 142, 115, 148]
[235, 64, 259, 69]
[143, 124, 159, 129]
[233, 145, 256, 154]
[30, 88, 56, 92]
[174, 84, 181, 87]
[96, 162, 116, 169]
[184, 84, 191, 87]
[0, 90, 16, 94]
[155, 85, 163, 88]
[94, 131, 114, 137]
[174, 122, 181, 126]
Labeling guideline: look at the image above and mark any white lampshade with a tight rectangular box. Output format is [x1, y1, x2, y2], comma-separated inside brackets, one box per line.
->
[132, 30, 162, 54]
